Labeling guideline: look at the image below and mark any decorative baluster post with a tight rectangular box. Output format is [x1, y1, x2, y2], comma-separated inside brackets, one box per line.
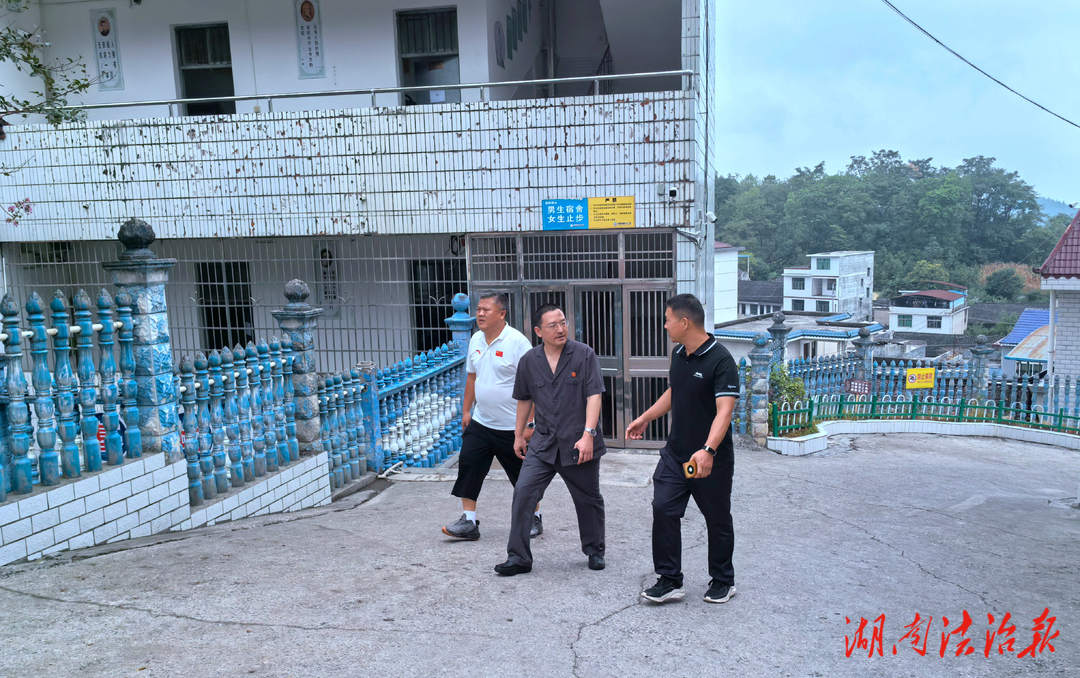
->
[359, 361, 383, 472]
[343, 371, 360, 478]
[319, 381, 335, 487]
[180, 356, 203, 507]
[193, 352, 215, 500]
[334, 373, 353, 480]
[272, 281, 323, 458]
[270, 338, 289, 466]
[102, 220, 180, 461]
[970, 335, 993, 401]
[352, 367, 368, 475]
[258, 338, 278, 473]
[234, 345, 255, 482]
[25, 293, 58, 485]
[115, 291, 142, 459]
[749, 333, 772, 446]
[246, 341, 266, 477]
[2, 294, 32, 494]
[221, 348, 244, 487]
[282, 347, 300, 465]
[95, 290, 123, 467]
[51, 292, 81, 479]
[73, 289, 102, 473]
[327, 376, 345, 485]
[208, 350, 229, 494]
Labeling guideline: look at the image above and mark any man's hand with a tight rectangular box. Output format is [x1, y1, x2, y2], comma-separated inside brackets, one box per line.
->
[689, 449, 713, 479]
[514, 434, 528, 460]
[462, 410, 471, 428]
[626, 417, 648, 441]
[574, 432, 595, 465]
[523, 426, 534, 443]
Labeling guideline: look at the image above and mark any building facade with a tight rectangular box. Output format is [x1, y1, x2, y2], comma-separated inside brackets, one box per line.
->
[888, 290, 969, 335]
[782, 251, 874, 321]
[1037, 210, 1080, 381]
[0, 0, 716, 449]
[713, 241, 742, 324]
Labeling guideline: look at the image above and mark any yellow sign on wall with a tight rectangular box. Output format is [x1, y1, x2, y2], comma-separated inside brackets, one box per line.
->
[587, 196, 635, 229]
[905, 367, 936, 389]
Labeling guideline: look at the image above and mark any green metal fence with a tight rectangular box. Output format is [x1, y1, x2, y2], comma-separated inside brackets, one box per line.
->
[771, 395, 1080, 438]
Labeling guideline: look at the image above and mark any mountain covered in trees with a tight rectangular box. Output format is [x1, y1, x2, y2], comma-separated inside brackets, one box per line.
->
[715, 150, 1071, 302]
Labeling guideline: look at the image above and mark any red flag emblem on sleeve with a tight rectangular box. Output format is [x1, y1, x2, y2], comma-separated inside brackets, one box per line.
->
[496, 351, 504, 357]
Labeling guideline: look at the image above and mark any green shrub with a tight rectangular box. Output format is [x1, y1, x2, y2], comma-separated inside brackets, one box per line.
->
[769, 364, 806, 404]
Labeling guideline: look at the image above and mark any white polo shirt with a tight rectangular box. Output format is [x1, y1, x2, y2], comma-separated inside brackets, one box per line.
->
[466, 323, 533, 431]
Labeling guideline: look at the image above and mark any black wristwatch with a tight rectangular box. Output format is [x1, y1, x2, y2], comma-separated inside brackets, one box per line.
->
[703, 445, 716, 457]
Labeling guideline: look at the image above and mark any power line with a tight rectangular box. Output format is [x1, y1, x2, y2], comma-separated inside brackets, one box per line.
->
[879, 0, 1080, 130]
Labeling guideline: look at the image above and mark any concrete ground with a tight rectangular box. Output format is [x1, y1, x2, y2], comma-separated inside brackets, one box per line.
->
[1, 433, 1078, 678]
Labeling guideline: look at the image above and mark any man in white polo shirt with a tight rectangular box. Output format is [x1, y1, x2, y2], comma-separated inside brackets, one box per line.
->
[442, 291, 540, 540]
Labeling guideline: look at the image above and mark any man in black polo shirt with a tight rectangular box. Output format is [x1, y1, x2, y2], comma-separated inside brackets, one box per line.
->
[627, 293, 740, 604]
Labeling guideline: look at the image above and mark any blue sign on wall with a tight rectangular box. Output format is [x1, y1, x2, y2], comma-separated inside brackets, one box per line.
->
[542, 199, 588, 230]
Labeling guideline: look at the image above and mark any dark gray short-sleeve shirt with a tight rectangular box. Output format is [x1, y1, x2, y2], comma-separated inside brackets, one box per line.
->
[512, 339, 606, 465]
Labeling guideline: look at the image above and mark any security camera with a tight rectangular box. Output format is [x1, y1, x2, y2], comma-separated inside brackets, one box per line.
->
[705, 211, 717, 224]
[668, 186, 678, 199]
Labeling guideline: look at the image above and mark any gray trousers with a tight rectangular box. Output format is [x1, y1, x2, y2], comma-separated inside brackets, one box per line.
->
[506, 452, 605, 567]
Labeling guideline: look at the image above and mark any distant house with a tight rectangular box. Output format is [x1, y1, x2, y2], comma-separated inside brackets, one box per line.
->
[737, 279, 783, 317]
[782, 251, 874, 321]
[714, 242, 744, 326]
[888, 289, 969, 335]
[1035, 210, 1080, 380]
[1003, 326, 1049, 378]
[714, 311, 885, 362]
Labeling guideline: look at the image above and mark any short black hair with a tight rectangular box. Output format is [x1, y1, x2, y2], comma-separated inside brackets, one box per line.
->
[665, 293, 705, 327]
[478, 291, 509, 315]
[533, 302, 563, 330]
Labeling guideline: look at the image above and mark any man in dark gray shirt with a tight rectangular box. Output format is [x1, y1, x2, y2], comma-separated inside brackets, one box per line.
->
[494, 303, 607, 575]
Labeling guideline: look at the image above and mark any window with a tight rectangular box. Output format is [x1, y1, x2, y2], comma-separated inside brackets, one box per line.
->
[792, 299, 804, 311]
[826, 279, 836, 291]
[792, 277, 805, 290]
[398, 9, 460, 105]
[816, 300, 830, 313]
[196, 262, 253, 351]
[176, 25, 235, 116]
[867, 267, 871, 276]
[866, 288, 871, 298]
[816, 258, 831, 270]
[411, 259, 468, 352]
[750, 304, 758, 315]
[927, 316, 942, 329]
[898, 314, 912, 328]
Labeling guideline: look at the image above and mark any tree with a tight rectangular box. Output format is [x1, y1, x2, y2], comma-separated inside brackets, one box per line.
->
[1, 2, 91, 175]
[906, 260, 950, 286]
[984, 268, 1023, 301]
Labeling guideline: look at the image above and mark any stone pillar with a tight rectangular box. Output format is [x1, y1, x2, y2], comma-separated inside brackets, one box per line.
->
[767, 312, 791, 367]
[852, 327, 875, 382]
[272, 280, 323, 457]
[749, 333, 773, 446]
[444, 293, 475, 358]
[971, 334, 993, 400]
[102, 219, 181, 462]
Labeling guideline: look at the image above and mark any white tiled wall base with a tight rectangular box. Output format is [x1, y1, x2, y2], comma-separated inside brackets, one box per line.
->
[0, 453, 332, 566]
[181, 453, 331, 530]
[0, 454, 186, 566]
[767, 421, 1080, 456]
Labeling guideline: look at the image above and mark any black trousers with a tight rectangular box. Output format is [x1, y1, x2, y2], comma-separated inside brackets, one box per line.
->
[451, 421, 522, 501]
[652, 450, 734, 586]
[506, 452, 605, 567]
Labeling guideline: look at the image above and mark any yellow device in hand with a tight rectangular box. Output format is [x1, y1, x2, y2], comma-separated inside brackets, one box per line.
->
[682, 460, 697, 479]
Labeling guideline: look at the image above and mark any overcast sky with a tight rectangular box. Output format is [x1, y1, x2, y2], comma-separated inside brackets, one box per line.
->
[715, 0, 1080, 202]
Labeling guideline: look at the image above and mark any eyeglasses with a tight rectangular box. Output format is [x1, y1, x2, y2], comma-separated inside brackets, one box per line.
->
[541, 320, 569, 331]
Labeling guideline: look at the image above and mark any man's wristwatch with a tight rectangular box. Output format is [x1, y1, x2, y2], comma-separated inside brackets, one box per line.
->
[526, 421, 536, 430]
[584, 427, 597, 437]
[703, 445, 716, 457]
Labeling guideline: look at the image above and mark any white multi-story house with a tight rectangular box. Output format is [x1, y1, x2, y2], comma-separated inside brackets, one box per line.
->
[713, 241, 742, 324]
[888, 289, 969, 335]
[782, 251, 874, 321]
[0, 0, 717, 449]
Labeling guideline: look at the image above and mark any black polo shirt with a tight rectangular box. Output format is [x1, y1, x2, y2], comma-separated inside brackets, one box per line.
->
[664, 337, 740, 463]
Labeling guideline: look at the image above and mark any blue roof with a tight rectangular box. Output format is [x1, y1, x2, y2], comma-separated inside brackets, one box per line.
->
[999, 308, 1053, 346]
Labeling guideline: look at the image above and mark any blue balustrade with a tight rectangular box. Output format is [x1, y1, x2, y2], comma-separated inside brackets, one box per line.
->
[51, 292, 80, 479]
[115, 291, 142, 459]
[258, 339, 278, 473]
[208, 350, 229, 495]
[180, 356, 202, 507]
[221, 348, 244, 488]
[234, 344, 256, 482]
[27, 293, 59, 484]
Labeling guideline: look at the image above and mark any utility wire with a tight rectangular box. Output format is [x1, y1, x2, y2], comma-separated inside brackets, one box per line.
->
[879, 0, 1080, 130]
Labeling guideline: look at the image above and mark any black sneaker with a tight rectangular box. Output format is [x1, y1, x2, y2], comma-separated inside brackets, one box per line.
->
[530, 514, 544, 537]
[703, 580, 735, 603]
[441, 514, 480, 540]
[641, 576, 685, 603]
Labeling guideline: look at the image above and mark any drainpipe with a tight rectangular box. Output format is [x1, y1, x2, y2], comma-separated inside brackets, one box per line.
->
[1048, 288, 1056, 397]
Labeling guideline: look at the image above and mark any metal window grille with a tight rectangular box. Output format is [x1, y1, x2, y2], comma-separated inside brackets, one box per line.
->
[522, 233, 618, 281]
[624, 231, 674, 280]
[629, 290, 668, 359]
[469, 236, 518, 282]
[397, 9, 458, 58]
[0, 235, 467, 375]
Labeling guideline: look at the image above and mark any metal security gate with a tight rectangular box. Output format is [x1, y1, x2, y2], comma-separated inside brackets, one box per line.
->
[468, 231, 675, 448]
